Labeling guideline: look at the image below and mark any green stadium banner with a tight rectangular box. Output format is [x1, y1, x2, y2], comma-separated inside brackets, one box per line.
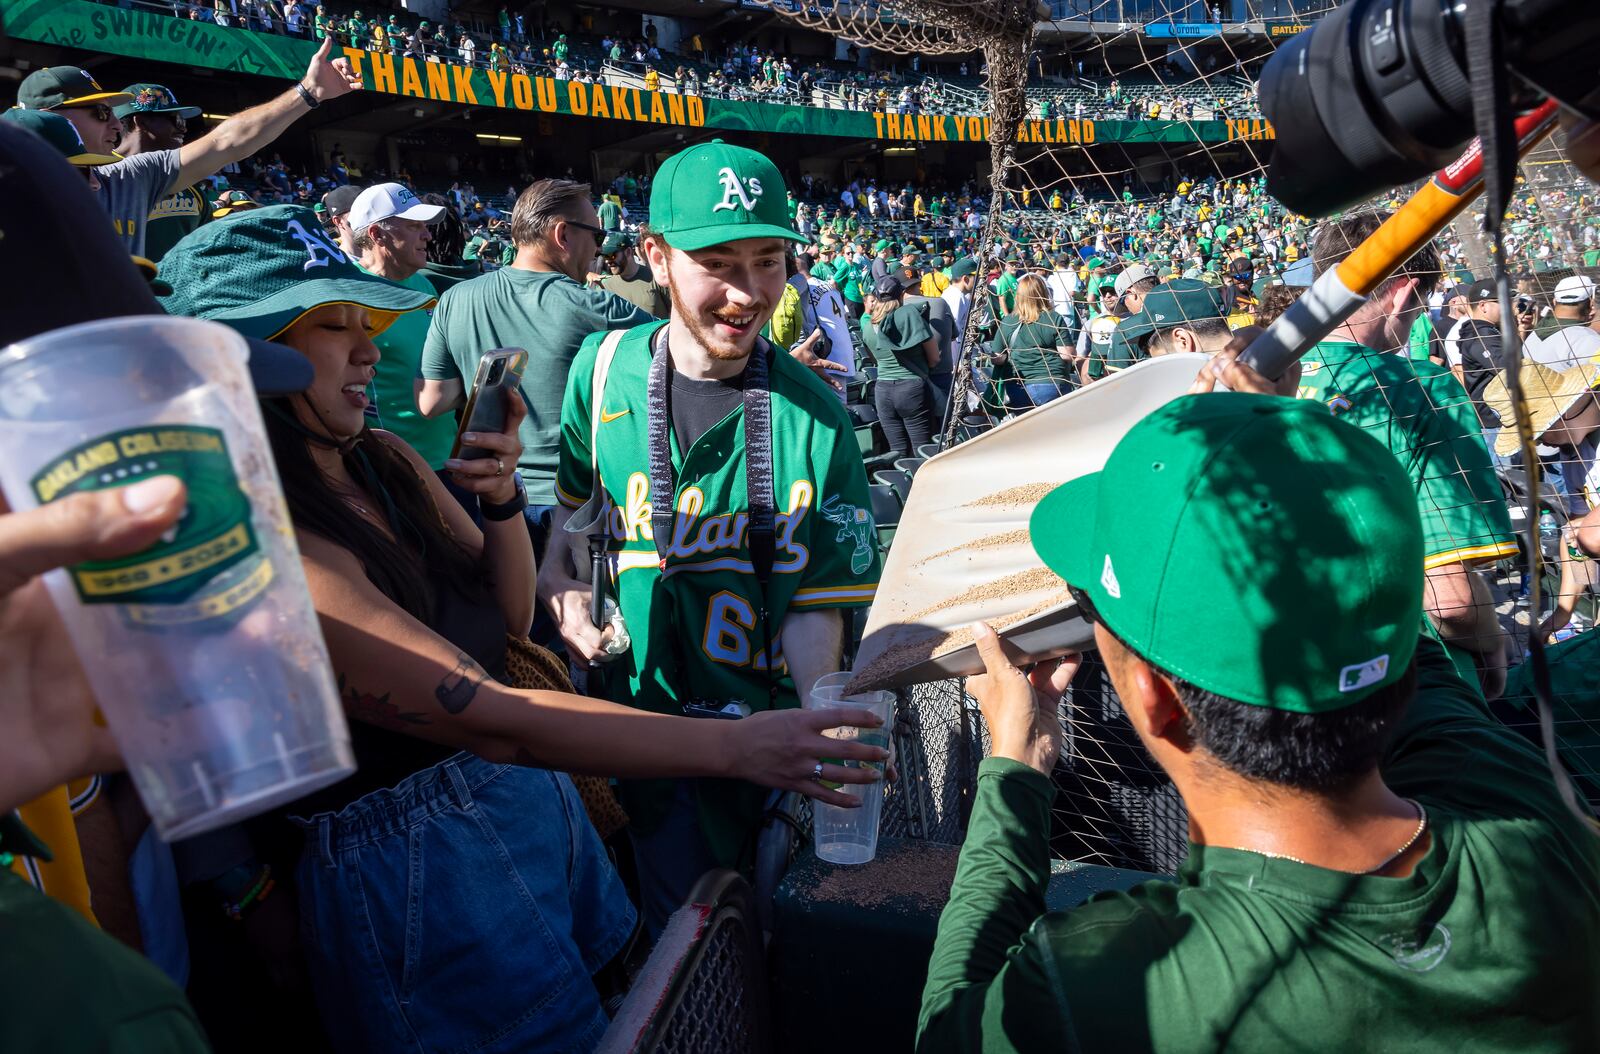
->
[1, 0, 1276, 145]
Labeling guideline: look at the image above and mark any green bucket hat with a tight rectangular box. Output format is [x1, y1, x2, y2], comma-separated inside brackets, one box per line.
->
[648, 139, 803, 252]
[158, 204, 434, 341]
[1031, 394, 1423, 713]
[1141, 278, 1225, 328]
[114, 83, 202, 121]
[0, 109, 121, 166]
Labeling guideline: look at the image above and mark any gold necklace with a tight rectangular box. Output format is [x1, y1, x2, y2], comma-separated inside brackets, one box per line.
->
[1255, 799, 1429, 875]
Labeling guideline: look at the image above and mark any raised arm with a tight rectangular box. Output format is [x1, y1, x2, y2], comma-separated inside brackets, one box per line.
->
[176, 38, 363, 190]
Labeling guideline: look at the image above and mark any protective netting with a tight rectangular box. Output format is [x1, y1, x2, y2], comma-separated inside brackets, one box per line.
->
[771, 0, 1600, 868]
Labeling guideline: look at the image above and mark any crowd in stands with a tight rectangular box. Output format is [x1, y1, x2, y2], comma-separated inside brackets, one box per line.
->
[104, 0, 1266, 119]
[8, 14, 1600, 1054]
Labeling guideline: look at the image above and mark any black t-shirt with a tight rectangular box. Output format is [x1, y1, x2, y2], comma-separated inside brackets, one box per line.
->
[671, 369, 746, 453]
[1455, 317, 1504, 427]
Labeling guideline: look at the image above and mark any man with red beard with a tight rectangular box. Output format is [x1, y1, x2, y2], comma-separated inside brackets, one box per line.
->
[544, 141, 882, 935]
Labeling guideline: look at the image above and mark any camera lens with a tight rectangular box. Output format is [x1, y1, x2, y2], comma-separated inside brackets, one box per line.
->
[1261, 0, 1475, 217]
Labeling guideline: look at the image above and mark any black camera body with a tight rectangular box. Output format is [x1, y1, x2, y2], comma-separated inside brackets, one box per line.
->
[1260, 0, 1600, 217]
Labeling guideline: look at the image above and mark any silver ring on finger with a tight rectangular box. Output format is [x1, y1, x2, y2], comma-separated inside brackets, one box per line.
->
[494, 458, 504, 476]
[811, 761, 824, 781]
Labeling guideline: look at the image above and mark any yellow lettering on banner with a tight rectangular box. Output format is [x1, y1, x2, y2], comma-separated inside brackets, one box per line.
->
[649, 92, 666, 123]
[341, 47, 366, 84]
[486, 68, 508, 107]
[916, 114, 931, 140]
[591, 83, 611, 119]
[367, 50, 396, 95]
[450, 63, 477, 105]
[631, 89, 645, 120]
[568, 81, 588, 115]
[1082, 119, 1096, 143]
[667, 93, 685, 125]
[512, 73, 533, 110]
[982, 117, 992, 139]
[873, 112, 885, 137]
[400, 57, 423, 98]
[885, 112, 900, 138]
[933, 116, 948, 141]
[686, 96, 705, 126]
[425, 60, 451, 101]
[535, 76, 557, 111]
[611, 86, 632, 121]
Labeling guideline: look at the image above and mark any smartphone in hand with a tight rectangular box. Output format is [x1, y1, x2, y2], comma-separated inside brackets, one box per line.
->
[452, 348, 528, 461]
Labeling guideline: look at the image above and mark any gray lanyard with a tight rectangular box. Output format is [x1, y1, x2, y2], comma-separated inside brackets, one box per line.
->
[647, 327, 778, 709]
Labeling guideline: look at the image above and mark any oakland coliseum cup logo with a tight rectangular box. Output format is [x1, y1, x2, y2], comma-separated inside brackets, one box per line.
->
[31, 425, 271, 624]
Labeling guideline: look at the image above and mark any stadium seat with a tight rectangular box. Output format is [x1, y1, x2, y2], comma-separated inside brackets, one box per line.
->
[863, 452, 900, 477]
[895, 457, 925, 477]
[868, 484, 902, 552]
[916, 442, 943, 459]
[847, 403, 879, 427]
[874, 469, 913, 504]
[854, 424, 878, 459]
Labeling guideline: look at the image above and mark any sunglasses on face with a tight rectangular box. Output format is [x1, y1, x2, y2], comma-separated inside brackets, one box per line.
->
[565, 219, 607, 246]
[1067, 583, 1099, 625]
[76, 103, 115, 122]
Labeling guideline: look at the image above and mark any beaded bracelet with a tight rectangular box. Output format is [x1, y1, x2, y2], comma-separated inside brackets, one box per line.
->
[222, 864, 275, 921]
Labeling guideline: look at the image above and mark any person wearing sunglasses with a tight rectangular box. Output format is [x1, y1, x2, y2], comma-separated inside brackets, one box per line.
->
[109, 84, 205, 264]
[419, 179, 655, 560]
[12, 38, 362, 259]
[918, 379, 1600, 1051]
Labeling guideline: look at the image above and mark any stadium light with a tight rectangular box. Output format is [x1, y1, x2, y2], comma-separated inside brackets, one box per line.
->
[474, 133, 522, 143]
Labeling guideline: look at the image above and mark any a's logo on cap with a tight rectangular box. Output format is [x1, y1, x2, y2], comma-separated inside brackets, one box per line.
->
[285, 218, 348, 270]
[1100, 554, 1122, 599]
[713, 166, 763, 214]
[1338, 654, 1389, 693]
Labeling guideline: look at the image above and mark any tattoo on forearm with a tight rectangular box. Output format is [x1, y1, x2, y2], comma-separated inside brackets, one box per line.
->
[338, 674, 430, 730]
[436, 654, 489, 714]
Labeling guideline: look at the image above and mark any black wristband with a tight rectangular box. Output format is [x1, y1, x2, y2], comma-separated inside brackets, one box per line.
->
[296, 82, 320, 109]
[481, 490, 528, 522]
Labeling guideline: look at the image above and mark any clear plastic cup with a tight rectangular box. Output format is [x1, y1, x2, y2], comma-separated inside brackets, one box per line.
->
[808, 684, 894, 865]
[0, 316, 354, 841]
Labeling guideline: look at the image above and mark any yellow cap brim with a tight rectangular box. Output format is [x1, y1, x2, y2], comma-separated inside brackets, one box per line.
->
[60, 91, 136, 107]
[68, 150, 122, 166]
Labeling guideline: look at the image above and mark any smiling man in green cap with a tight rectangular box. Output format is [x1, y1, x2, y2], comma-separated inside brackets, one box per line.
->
[918, 390, 1600, 1053]
[543, 140, 881, 937]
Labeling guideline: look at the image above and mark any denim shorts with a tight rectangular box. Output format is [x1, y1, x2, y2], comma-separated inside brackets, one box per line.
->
[292, 754, 636, 1054]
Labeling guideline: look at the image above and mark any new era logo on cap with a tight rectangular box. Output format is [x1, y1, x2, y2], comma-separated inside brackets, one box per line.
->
[1100, 554, 1122, 599]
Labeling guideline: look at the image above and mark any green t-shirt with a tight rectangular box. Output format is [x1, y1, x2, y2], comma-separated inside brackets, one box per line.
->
[994, 309, 1072, 383]
[142, 183, 212, 264]
[918, 636, 1600, 1053]
[1408, 313, 1437, 362]
[840, 262, 864, 304]
[556, 321, 881, 861]
[809, 259, 836, 284]
[861, 304, 934, 380]
[462, 233, 485, 261]
[1296, 341, 1515, 569]
[598, 199, 622, 230]
[356, 265, 456, 470]
[421, 267, 652, 504]
[0, 817, 213, 1052]
[1584, 248, 1600, 267]
[994, 273, 1019, 316]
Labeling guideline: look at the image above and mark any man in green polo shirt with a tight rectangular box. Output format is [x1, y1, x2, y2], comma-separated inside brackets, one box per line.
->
[1302, 214, 1516, 696]
[348, 183, 460, 490]
[420, 178, 653, 553]
[541, 141, 881, 936]
[918, 391, 1600, 1053]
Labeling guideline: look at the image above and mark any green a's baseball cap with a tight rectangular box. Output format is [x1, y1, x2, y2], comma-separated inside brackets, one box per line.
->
[1031, 394, 1423, 713]
[0, 109, 121, 165]
[600, 231, 633, 255]
[648, 139, 803, 252]
[950, 256, 979, 279]
[159, 204, 435, 341]
[873, 238, 892, 253]
[1087, 255, 1107, 269]
[16, 66, 134, 110]
[1141, 278, 1224, 328]
[113, 83, 202, 121]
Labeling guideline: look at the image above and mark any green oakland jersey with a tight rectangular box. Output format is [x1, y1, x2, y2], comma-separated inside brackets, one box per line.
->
[557, 321, 881, 860]
[142, 184, 211, 264]
[1296, 341, 1515, 570]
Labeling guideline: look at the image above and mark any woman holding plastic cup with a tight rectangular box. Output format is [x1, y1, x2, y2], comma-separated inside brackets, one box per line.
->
[157, 205, 888, 1053]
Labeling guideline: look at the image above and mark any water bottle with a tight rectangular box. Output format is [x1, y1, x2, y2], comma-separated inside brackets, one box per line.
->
[1539, 510, 1560, 544]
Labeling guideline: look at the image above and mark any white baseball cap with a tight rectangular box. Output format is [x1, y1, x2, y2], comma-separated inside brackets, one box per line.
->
[348, 182, 445, 232]
[1553, 275, 1596, 305]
